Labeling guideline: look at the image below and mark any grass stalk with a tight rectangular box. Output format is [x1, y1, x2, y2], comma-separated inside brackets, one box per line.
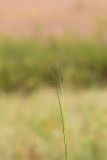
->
[51, 63, 68, 160]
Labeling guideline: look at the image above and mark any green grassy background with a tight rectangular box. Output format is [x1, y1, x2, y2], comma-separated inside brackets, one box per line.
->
[1, 35, 107, 159]
[1, 36, 107, 92]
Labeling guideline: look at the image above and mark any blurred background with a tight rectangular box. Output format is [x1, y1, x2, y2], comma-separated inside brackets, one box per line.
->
[1, 0, 107, 159]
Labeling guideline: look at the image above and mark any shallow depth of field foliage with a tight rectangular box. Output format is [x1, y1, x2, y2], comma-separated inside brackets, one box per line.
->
[1, 35, 107, 160]
[2, 88, 107, 160]
[1, 36, 107, 92]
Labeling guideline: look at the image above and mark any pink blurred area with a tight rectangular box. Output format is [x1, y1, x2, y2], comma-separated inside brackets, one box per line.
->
[0, 0, 107, 37]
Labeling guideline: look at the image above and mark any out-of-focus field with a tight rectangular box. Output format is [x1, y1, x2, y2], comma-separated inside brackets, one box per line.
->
[1, 88, 107, 160]
[1, 0, 107, 159]
[1, 36, 107, 92]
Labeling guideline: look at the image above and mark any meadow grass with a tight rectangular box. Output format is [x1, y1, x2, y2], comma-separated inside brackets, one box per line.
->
[1, 88, 107, 160]
[1, 36, 107, 92]
[1, 35, 107, 159]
